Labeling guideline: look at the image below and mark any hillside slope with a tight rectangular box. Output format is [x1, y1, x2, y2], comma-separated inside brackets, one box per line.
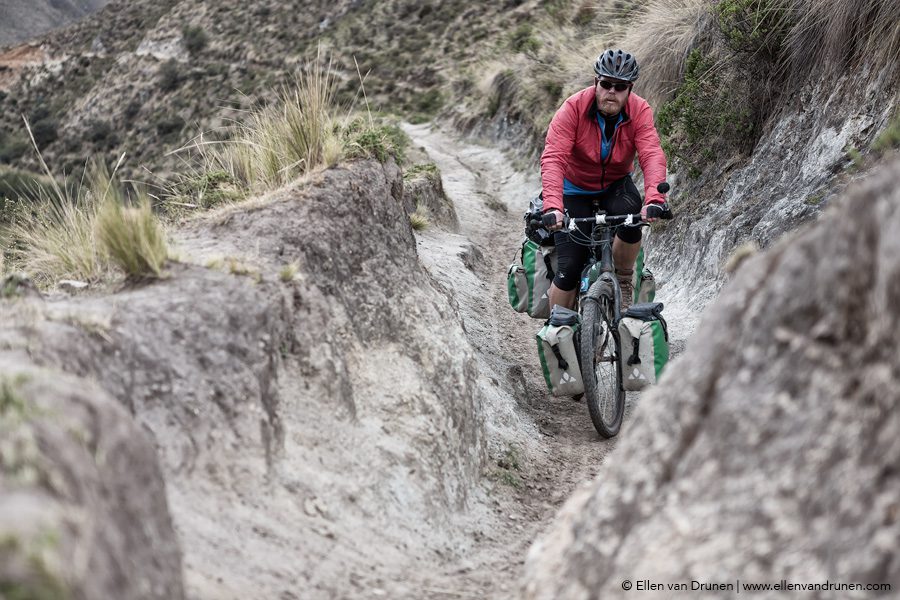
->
[0, 0, 554, 179]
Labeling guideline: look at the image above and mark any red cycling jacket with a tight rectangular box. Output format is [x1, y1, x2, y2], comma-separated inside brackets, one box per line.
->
[540, 86, 667, 213]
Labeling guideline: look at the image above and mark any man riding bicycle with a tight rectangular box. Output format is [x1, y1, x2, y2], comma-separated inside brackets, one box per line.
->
[541, 49, 668, 312]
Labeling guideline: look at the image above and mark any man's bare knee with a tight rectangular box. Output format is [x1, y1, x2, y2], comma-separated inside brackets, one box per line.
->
[549, 283, 577, 311]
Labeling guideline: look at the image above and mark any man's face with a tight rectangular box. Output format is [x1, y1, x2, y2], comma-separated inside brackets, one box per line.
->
[595, 77, 631, 117]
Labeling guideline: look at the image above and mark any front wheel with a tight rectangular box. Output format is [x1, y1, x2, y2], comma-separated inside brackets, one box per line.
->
[579, 281, 625, 438]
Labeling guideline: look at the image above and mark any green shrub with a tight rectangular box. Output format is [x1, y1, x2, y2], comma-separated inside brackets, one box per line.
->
[159, 60, 181, 92]
[182, 25, 209, 55]
[155, 114, 185, 140]
[345, 122, 409, 163]
[715, 0, 793, 60]
[509, 24, 541, 54]
[413, 88, 445, 117]
[573, 2, 596, 26]
[0, 135, 28, 164]
[656, 48, 756, 176]
[403, 162, 439, 179]
[540, 79, 563, 102]
[30, 119, 59, 147]
[86, 120, 119, 149]
[123, 99, 142, 120]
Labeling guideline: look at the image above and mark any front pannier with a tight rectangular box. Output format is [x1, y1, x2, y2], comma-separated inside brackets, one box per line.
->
[536, 305, 584, 397]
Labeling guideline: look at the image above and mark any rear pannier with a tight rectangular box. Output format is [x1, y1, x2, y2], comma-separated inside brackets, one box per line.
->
[617, 302, 669, 391]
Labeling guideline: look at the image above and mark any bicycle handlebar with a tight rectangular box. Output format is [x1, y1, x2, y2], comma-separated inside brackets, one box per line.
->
[533, 203, 673, 230]
[528, 182, 674, 233]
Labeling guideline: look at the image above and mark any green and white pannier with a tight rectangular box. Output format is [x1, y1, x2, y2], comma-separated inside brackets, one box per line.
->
[536, 305, 584, 397]
[632, 246, 657, 304]
[618, 302, 669, 391]
[508, 239, 558, 320]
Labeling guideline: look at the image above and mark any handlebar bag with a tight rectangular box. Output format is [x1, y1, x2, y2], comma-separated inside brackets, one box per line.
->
[507, 239, 558, 319]
[536, 311, 584, 397]
[618, 302, 669, 391]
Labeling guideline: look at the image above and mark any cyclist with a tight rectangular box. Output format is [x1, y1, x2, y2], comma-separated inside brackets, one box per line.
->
[541, 49, 668, 311]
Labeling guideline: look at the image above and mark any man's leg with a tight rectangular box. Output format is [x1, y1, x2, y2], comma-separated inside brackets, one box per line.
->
[548, 282, 578, 310]
[613, 236, 641, 309]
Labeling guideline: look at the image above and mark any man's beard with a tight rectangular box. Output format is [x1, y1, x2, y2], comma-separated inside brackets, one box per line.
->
[599, 99, 621, 116]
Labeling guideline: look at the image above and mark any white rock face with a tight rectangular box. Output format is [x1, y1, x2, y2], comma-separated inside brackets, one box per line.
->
[135, 36, 186, 61]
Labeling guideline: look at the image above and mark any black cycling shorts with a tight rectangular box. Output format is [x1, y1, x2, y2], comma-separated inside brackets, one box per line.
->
[552, 175, 643, 292]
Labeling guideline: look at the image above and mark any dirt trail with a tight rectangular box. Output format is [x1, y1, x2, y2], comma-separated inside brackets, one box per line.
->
[402, 123, 694, 598]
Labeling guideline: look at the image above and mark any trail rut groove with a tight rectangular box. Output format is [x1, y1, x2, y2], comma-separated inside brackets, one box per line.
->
[402, 123, 696, 597]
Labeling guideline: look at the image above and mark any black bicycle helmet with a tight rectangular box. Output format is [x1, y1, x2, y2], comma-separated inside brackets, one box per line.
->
[593, 49, 640, 82]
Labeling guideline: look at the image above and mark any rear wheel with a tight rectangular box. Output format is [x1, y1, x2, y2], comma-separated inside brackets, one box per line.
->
[579, 281, 625, 438]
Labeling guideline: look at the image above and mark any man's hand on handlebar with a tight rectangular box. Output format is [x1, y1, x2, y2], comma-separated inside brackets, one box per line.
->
[642, 203, 673, 223]
[542, 209, 565, 232]
[643, 182, 672, 223]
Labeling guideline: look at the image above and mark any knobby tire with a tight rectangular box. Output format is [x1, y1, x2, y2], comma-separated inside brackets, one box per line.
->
[579, 282, 625, 438]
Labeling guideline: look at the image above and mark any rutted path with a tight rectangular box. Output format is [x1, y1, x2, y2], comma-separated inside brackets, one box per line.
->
[403, 123, 697, 598]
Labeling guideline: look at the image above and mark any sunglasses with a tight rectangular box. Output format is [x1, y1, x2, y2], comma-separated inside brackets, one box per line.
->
[597, 80, 631, 92]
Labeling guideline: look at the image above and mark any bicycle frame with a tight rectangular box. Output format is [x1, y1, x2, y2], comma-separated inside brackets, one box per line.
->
[577, 210, 624, 318]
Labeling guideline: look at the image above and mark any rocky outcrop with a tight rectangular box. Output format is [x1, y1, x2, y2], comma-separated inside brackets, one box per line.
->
[403, 164, 459, 230]
[0, 360, 183, 599]
[524, 158, 900, 598]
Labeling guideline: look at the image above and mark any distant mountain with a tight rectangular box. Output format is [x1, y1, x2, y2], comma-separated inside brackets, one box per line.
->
[0, 0, 110, 47]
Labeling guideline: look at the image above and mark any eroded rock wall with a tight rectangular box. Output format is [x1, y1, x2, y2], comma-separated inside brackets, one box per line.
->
[0, 158, 489, 599]
[523, 159, 900, 598]
[651, 72, 899, 309]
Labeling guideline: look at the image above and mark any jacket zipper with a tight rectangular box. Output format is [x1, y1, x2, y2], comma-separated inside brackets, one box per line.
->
[599, 119, 621, 190]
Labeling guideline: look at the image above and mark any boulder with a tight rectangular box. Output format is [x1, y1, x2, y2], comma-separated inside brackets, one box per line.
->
[403, 164, 459, 231]
[0, 361, 184, 599]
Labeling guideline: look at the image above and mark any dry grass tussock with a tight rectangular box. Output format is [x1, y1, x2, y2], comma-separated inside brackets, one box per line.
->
[180, 56, 343, 194]
[169, 51, 407, 211]
[782, 0, 900, 81]
[617, 0, 713, 105]
[96, 185, 167, 279]
[409, 205, 430, 231]
[613, 0, 900, 101]
[3, 123, 168, 285]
